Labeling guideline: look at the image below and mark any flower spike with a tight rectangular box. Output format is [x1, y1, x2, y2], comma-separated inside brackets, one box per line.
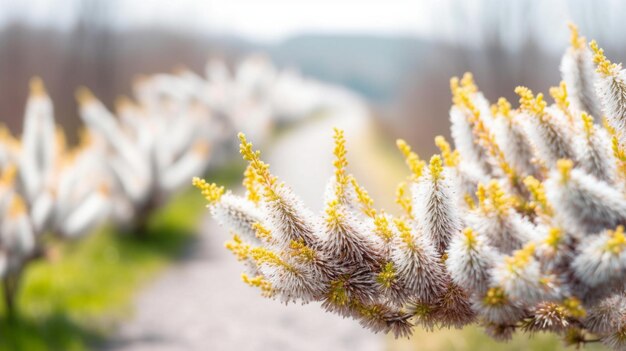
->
[396, 139, 424, 180]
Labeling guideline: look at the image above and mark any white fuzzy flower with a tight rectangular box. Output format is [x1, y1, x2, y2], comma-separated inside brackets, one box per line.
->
[390, 218, 447, 304]
[210, 192, 264, 243]
[467, 202, 536, 254]
[575, 113, 617, 183]
[560, 26, 602, 119]
[519, 107, 577, 167]
[19, 78, 57, 203]
[450, 105, 493, 176]
[262, 184, 321, 250]
[321, 199, 382, 268]
[257, 261, 322, 304]
[472, 286, 527, 325]
[546, 160, 626, 235]
[447, 228, 497, 294]
[602, 327, 626, 351]
[492, 243, 562, 304]
[492, 108, 537, 176]
[572, 226, 626, 287]
[521, 302, 570, 333]
[592, 43, 626, 144]
[412, 156, 462, 253]
[584, 294, 626, 335]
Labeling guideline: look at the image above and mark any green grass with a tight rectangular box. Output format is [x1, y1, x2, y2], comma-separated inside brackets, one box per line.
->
[0, 162, 245, 351]
[388, 325, 607, 351]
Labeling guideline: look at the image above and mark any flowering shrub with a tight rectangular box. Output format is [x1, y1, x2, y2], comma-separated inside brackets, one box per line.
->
[0, 55, 331, 316]
[0, 78, 111, 314]
[194, 24, 626, 349]
[78, 56, 327, 232]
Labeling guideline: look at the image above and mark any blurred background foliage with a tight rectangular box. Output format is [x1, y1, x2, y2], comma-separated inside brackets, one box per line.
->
[0, 163, 242, 351]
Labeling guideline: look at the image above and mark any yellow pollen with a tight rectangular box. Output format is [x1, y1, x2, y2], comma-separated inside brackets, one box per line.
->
[396, 139, 424, 180]
[605, 226, 626, 255]
[243, 164, 261, 204]
[394, 218, 415, 250]
[325, 199, 343, 226]
[476, 183, 488, 213]
[289, 239, 317, 262]
[523, 176, 552, 216]
[490, 103, 497, 117]
[75, 86, 97, 106]
[252, 222, 272, 242]
[515, 86, 546, 117]
[611, 136, 626, 178]
[549, 81, 570, 115]
[8, 195, 26, 218]
[458, 91, 518, 186]
[376, 262, 397, 288]
[77, 127, 93, 148]
[250, 247, 291, 270]
[604, 117, 617, 136]
[460, 72, 477, 94]
[435, 136, 459, 167]
[463, 228, 477, 249]
[450, 77, 461, 105]
[238, 132, 278, 200]
[483, 287, 507, 306]
[458, 89, 481, 119]
[590, 40, 618, 77]
[562, 297, 586, 318]
[429, 155, 444, 181]
[115, 95, 135, 113]
[544, 227, 563, 250]
[224, 234, 251, 261]
[581, 112, 594, 138]
[612, 137, 626, 161]
[332, 128, 349, 199]
[0, 165, 17, 188]
[556, 159, 573, 184]
[350, 176, 376, 218]
[464, 193, 476, 210]
[411, 301, 433, 318]
[487, 180, 512, 215]
[0, 125, 20, 152]
[373, 212, 394, 242]
[55, 126, 67, 156]
[395, 182, 413, 218]
[496, 97, 512, 119]
[192, 177, 224, 204]
[328, 279, 349, 306]
[29, 76, 47, 97]
[568, 22, 586, 50]
[241, 273, 274, 297]
[506, 242, 536, 272]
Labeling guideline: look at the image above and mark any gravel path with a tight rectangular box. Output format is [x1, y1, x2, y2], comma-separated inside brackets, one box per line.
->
[106, 88, 384, 351]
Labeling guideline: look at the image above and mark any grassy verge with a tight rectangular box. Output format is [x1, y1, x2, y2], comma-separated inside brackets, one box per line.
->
[387, 325, 606, 351]
[0, 162, 244, 351]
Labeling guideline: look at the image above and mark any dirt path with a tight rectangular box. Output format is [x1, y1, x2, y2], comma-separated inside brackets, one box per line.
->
[105, 88, 385, 351]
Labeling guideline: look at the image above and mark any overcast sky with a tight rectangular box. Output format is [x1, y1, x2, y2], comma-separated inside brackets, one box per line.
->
[3, 0, 435, 41]
[0, 0, 620, 51]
